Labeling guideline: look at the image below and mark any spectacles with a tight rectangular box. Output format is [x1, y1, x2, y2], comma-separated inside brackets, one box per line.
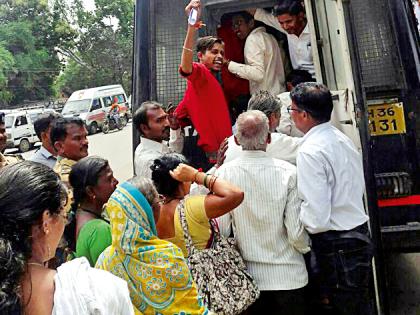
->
[286, 105, 303, 114]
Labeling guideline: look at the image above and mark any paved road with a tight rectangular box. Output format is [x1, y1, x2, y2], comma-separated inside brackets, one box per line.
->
[13, 123, 134, 182]
[8, 124, 420, 315]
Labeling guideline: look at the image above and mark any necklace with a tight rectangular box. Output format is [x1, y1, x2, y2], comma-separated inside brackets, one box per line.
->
[27, 262, 45, 267]
[78, 208, 108, 223]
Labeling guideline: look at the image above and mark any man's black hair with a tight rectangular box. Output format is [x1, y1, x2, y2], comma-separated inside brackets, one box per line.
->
[196, 36, 224, 54]
[132, 101, 163, 135]
[0, 112, 4, 125]
[50, 117, 84, 146]
[286, 70, 315, 87]
[273, 0, 305, 16]
[33, 112, 62, 140]
[232, 11, 254, 23]
[290, 82, 333, 123]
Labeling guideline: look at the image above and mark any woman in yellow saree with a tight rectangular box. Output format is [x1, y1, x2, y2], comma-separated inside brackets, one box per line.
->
[96, 179, 208, 315]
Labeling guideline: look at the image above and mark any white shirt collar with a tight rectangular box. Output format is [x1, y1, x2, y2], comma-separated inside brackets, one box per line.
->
[240, 150, 269, 158]
[301, 121, 331, 143]
[140, 137, 167, 153]
[39, 145, 55, 159]
[250, 26, 266, 35]
[301, 23, 310, 35]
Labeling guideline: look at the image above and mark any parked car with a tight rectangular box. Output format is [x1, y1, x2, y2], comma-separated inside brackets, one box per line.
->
[5, 107, 56, 152]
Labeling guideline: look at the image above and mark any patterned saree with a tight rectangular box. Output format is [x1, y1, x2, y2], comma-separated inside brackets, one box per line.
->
[96, 182, 208, 315]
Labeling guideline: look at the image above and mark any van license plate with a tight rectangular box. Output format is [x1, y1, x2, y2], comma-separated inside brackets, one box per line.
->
[368, 102, 406, 136]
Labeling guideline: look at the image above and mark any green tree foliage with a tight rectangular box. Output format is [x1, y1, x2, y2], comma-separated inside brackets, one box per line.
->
[0, 43, 15, 103]
[0, 0, 76, 106]
[54, 0, 134, 95]
[0, 0, 133, 105]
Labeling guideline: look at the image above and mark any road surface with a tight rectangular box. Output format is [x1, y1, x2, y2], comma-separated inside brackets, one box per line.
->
[14, 122, 134, 182]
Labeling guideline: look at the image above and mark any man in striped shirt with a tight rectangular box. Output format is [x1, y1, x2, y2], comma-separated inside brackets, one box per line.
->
[217, 110, 309, 315]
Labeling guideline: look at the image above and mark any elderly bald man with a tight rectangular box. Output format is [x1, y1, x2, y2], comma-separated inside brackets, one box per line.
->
[216, 110, 309, 315]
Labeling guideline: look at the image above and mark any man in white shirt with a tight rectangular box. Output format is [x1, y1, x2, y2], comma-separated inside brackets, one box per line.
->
[30, 112, 61, 168]
[133, 101, 183, 178]
[217, 110, 309, 315]
[249, 1, 314, 77]
[278, 69, 314, 137]
[224, 90, 301, 165]
[227, 11, 286, 96]
[289, 82, 373, 314]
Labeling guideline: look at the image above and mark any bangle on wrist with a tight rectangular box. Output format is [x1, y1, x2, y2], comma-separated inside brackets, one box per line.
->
[193, 170, 200, 182]
[203, 174, 209, 188]
[183, 46, 193, 52]
[209, 175, 218, 191]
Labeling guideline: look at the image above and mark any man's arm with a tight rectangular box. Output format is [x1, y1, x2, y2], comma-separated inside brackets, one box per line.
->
[278, 93, 293, 136]
[228, 32, 265, 82]
[297, 150, 332, 234]
[254, 8, 287, 34]
[180, 0, 201, 74]
[267, 133, 301, 165]
[283, 171, 310, 253]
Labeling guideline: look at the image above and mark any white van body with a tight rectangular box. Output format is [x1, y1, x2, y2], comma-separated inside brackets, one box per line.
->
[62, 85, 130, 134]
[5, 108, 56, 152]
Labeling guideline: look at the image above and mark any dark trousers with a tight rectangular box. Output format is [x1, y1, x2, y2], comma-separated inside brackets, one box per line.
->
[306, 224, 375, 315]
[245, 288, 306, 315]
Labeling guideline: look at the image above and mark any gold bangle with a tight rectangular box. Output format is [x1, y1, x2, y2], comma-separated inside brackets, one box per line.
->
[203, 174, 209, 188]
[209, 175, 218, 191]
[193, 170, 200, 182]
[183, 46, 193, 52]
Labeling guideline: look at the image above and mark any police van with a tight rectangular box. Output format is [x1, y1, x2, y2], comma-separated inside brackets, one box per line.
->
[62, 85, 130, 134]
[131, 1, 420, 313]
[5, 107, 56, 152]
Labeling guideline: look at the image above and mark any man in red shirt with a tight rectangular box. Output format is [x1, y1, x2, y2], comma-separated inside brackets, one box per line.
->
[175, 0, 232, 163]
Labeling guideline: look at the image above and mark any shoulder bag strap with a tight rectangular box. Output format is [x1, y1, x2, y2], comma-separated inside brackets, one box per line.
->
[209, 218, 222, 243]
[177, 199, 197, 256]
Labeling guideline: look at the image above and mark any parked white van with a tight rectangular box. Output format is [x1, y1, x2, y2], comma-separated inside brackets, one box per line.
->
[5, 107, 56, 152]
[62, 85, 130, 134]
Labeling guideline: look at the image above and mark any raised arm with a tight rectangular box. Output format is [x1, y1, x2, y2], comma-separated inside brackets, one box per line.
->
[180, 0, 201, 74]
[254, 8, 286, 34]
[170, 163, 244, 219]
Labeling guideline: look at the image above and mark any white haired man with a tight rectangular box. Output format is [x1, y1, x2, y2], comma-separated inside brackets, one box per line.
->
[224, 90, 301, 165]
[216, 110, 309, 315]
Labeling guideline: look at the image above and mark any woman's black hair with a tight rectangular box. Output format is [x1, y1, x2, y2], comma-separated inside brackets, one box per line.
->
[0, 161, 66, 314]
[66, 156, 109, 251]
[150, 153, 188, 197]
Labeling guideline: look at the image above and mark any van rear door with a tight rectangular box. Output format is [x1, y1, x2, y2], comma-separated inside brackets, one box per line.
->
[304, 0, 362, 149]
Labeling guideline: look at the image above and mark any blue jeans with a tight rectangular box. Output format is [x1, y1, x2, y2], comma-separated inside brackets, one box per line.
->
[308, 224, 375, 315]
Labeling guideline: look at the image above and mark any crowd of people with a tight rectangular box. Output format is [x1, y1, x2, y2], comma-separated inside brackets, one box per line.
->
[0, 0, 375, 314]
